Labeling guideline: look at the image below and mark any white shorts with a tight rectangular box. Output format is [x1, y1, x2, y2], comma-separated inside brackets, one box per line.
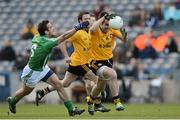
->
[21, 65, 53, 88]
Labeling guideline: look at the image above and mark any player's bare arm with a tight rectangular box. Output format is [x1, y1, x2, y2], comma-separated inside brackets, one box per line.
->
[89, 16, 105, 32]
[57, 29, 77, 43]
[59, 41, 71, 63]
[57, 21, 89, 43]
[89, 12, 113, 32]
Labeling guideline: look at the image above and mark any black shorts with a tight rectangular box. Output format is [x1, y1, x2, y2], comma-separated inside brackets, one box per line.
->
[67, 64, 91, 76]
[90, 58, 113, 74]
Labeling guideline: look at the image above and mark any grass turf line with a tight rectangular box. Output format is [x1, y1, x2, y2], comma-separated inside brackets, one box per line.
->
[0, 103, 180, 119]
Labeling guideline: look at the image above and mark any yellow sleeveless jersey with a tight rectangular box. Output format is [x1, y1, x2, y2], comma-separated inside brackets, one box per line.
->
[90, 27, 122, 60]
[68, 30, 92, 66]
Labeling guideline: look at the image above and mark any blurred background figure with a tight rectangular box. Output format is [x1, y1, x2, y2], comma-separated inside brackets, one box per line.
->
[92, 0, 106, 19]
[137, 63, 149, 81]
[133, 30, 158, 59]
[128, 7, 145, 27]
[164, 31, 178, 53]
[151, 2, 163, 22]
[0, 39, 16, 61]
[20, 19, 39, 40]
[13, 49, 30, 71]
[163, 2, 180, 23]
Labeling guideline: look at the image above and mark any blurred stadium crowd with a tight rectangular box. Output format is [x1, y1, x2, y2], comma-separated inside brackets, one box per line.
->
[0, 0, 180, 103]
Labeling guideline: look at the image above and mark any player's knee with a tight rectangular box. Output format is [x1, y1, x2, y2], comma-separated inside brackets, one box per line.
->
[109, 70, 117, 80]
[104, 68, 117, 80]
[97, 66, 111, 80]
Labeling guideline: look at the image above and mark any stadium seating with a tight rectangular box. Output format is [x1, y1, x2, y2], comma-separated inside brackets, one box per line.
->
[0, 0, 177, 41]
[117, 53, 180, 80]
[0, 0, 179, 75]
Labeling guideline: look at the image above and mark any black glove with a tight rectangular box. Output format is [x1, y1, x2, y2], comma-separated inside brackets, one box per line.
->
[104, 12, 110, 20]
[74, 21, 89, 31]
[120, 28, 128, 42]
[104, 12, 117, 20]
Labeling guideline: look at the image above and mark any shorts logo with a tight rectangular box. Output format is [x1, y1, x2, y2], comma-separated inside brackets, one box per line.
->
[98, 63, 102, 66]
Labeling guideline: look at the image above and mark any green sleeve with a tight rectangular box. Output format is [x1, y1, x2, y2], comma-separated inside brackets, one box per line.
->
[44, 38, 59, 50]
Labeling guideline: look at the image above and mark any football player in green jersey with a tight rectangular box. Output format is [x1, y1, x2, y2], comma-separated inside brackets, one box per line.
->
[7, 20, 89, 116]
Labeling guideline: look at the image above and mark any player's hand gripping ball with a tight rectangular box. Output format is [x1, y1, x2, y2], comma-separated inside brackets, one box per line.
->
[109, 16, 123, 29]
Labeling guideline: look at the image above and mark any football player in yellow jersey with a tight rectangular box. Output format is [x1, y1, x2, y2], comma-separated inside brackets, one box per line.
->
[83, 13, 97, 95]
[86, 12, 127, 113]
[35, 12, 110, 114]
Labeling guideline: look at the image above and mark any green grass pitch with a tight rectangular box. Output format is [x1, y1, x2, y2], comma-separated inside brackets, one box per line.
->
[0, 103, 180, 119]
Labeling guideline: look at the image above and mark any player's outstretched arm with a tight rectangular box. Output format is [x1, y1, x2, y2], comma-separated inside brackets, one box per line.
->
[59, 41, 71, 63]
[89, 12, 113, 32]
[57, 21, 89, 43]
[89, 16, 105, 32]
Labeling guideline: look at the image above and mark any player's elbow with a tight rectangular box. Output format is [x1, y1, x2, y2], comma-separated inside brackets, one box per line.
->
[89, 27, 96, 33]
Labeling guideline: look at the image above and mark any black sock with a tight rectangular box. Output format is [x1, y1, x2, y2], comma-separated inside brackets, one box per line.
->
[90, 95, 96, 101]
[112, 96, 119, 100]
[46, 87, 51, 92]
[112, 96, 121, 104]
[112, 96, 119, 102]
[41, 87, 50, 96]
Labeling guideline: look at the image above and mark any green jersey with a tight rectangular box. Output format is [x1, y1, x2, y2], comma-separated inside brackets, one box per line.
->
[28, 35, 58, 71]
